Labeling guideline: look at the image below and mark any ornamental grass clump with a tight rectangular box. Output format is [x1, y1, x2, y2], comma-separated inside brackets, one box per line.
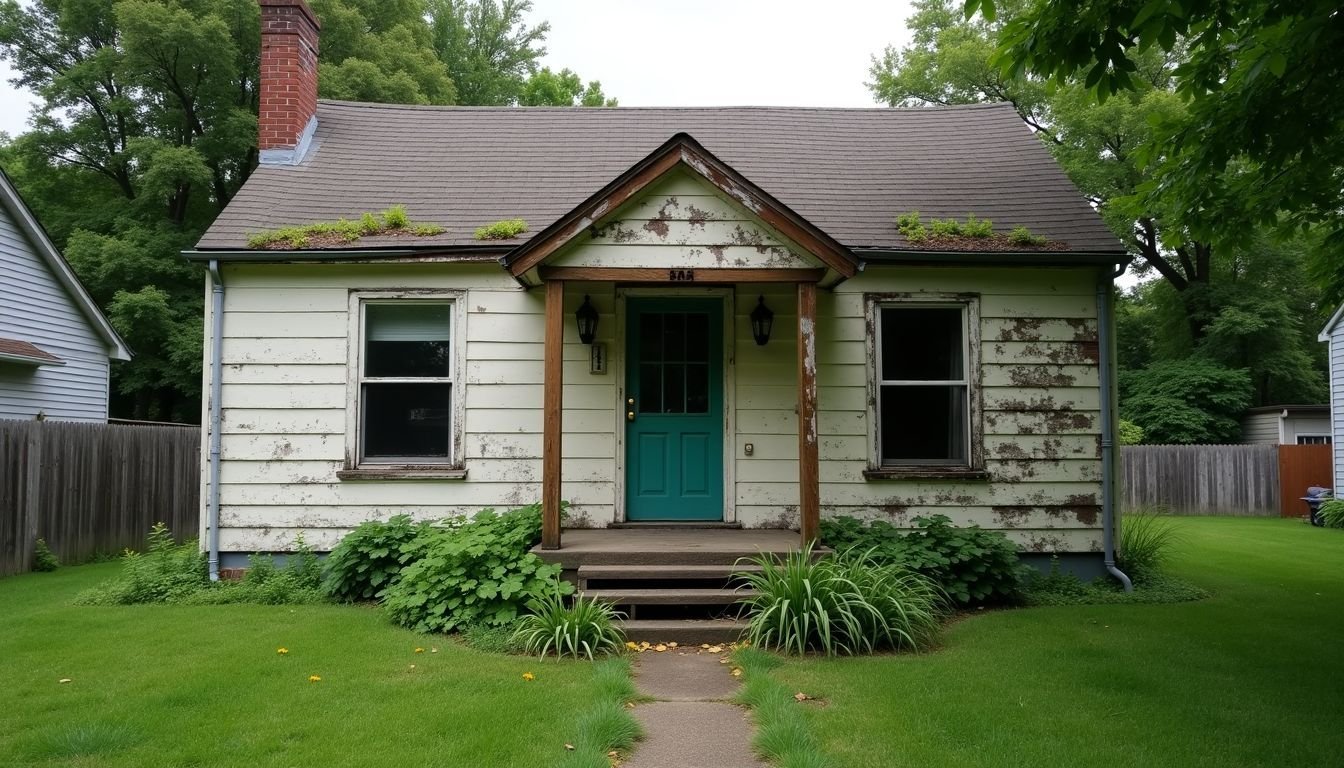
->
[1118, 507, 1181, 576]
[1317, 499, 1344, 529]
[737, 548, 945, 656]
[512, 586, 626, 659]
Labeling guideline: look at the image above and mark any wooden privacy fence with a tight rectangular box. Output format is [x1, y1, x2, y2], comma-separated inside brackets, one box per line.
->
[0, 419, 199, 576]
[1121, 443, 1335, 517]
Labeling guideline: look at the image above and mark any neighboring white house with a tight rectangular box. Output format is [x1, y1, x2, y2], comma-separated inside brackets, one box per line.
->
[1320, 305, 1344, 492]
[1241, 405, 1332, 446]
[0, 169, 132, 422]
[191, 1, 1135, 577]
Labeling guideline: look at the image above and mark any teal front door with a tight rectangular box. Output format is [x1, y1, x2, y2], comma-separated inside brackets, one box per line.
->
[625, 298, 724, 521]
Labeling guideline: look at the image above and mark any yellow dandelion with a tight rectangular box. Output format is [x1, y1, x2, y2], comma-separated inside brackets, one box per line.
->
[731, 668, 742, 677]
[276, 647, 289, 655]
[309, 675, 322, 682]
[625, 641, 639, 650]
[522, 672, 535, 681]
[414, 647, 424, 654]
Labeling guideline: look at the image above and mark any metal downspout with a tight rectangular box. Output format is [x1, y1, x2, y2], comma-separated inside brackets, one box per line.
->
[207, 261, 224, 581]
[1097, 266, 1133, 591]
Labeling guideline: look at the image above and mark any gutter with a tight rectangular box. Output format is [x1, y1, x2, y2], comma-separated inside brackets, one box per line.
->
[1097, 262, 1133, 591]
[206, 261, 225, 581]
[183, 247, 507, 263]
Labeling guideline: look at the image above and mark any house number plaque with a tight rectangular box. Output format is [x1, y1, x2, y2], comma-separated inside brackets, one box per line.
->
[668, 269, 695, 282]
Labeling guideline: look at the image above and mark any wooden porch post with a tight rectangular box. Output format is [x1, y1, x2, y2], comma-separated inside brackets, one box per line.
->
[542, 279, 564, 549]
[797, 281, 820, 546]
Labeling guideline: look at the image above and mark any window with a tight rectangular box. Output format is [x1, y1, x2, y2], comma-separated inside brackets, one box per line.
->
[866, 296, 981, 475]
[350, 296, 463, 470]
[1297, 435, 1331, 445]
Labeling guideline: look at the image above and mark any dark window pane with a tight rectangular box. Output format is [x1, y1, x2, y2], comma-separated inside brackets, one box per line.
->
[686, 363, 709, 413]
[663, 363, 686, 413]
[366, 341, 452, 378]
[880, 307, 963, 381]
[639, 363, 662, 413]
[685, 312, 710, 363]
[639, 314, 663, 363]
[365, 303, 452, 377]
[663, 313, 685, 362]
[363, 382, 452, 459]
[879, 385, 967, 464]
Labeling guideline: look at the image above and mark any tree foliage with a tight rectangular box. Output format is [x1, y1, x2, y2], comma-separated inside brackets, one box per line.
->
[1119, 359, 1251, 444]
[966, 0, 1344, 249]
[0, 0, 612, 420]
[520, 67, 616, 107]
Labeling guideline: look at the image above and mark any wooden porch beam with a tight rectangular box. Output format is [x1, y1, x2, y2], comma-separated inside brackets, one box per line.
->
[541, 279, 564, 549]
[797, 281, 820, 546]
[538, 267, 826, 284]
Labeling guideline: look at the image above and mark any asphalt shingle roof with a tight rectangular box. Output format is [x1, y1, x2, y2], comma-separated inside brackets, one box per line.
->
[198, 100, 1124, 254]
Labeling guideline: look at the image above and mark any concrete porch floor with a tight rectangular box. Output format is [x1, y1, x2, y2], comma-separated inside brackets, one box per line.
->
[533, 528, 807, 567]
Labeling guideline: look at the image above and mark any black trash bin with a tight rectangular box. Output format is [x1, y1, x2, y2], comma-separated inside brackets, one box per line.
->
[1302, 487, 1333, 526]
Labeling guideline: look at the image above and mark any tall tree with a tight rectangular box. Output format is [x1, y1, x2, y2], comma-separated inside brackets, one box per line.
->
[519, 67, 616, 107]
[968, 0, 1344, 250]
[428, 0, 548, 106]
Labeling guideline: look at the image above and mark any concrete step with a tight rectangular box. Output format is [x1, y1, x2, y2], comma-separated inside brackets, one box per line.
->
[608, 521, 744, 530]
[578, 563, 763, 582]
[582, 588, 755, 606]
[621, 619, 748, 645]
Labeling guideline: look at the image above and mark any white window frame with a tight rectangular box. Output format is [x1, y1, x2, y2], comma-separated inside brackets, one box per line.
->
[344, 290, 467, 474]
[864, 293, 984, 475]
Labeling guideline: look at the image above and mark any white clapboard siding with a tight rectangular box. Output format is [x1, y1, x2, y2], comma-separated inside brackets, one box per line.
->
[209, 222, 1105, 553]
[0, 207, 112, 421]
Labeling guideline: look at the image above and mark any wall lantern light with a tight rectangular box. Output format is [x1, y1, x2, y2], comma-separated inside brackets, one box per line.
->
[576, 295, 599, 345]
[750, 296, 774, 346]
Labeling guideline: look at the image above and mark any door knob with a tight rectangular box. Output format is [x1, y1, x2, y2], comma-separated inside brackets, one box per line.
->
[627, 398, 635, 406]
[627, 410, 635, 422]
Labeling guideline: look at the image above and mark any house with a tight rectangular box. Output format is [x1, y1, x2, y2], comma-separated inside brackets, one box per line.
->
[1319, 305, 1344, 493]
[1241, 405, 1332, 446]
[190, 0, 1131, 584]
[0, 169, 132, 422]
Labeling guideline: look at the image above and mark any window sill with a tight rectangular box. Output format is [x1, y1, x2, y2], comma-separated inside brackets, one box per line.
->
[337, 468, 467, 481]
[863, 467, 989, 481]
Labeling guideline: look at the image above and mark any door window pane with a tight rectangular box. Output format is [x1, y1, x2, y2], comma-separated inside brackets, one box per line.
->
[639, 363, 662, 413]
[663, 363, 686, 413]
[686, 363, 709, 413]
[685, 312, 709, 362]
[880, 307, 963, 381]
[363, 382, 452, 458]
[639, 314, 663, 363]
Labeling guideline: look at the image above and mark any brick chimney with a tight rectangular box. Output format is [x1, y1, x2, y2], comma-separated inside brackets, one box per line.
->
[258, 0, 320, 165]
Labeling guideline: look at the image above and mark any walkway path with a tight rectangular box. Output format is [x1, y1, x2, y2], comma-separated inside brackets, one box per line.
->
[623, 648, 765, 768]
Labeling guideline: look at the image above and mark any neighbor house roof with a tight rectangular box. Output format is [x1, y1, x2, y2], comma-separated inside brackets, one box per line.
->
[197, 101, 1126, 257]
[0, 170, 132, 361]
[0, 337, 64, 365]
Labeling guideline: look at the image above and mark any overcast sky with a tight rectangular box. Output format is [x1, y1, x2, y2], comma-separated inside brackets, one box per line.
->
[0, 0, 916, 136]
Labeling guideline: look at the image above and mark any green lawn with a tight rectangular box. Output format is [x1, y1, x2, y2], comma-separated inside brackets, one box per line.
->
[774, 517, 1344, 768]
[0, 563, 604, 767]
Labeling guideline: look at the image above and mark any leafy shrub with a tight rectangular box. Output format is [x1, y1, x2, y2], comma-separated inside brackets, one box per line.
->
[1318, 499, 1344, 529]
[1024, 556, 1209, 606]
[512, 587, 626, 659]
[33, 538, 59, 572]
[77, 523, 206, 605]
[381, 204, 409, 229]
[895, 210, 927, 243]
[474, 218, 528, 240]
[1118, 418, 1146, 445]
[381, 504, 569, 632]
[961, 213, 993, 237]
[929, 218, 962, 237]
[1117, 509, 1179, 576]
[1009, 225, 1047, 246]
[324, 514, 435, 601]
[738, 548, 943, 656]
[819, 514, 1027, 605]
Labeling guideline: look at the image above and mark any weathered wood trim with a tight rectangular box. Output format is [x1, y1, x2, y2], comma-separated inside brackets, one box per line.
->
[861, 467, 990, 481]
[542, 279, 564, 549]
[507, 135, 858, 279]
[539, 267, 826, 284]
[797, 282, 820, 545]
[863, 292, 984, 474]
[335, 468, 467, 481]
